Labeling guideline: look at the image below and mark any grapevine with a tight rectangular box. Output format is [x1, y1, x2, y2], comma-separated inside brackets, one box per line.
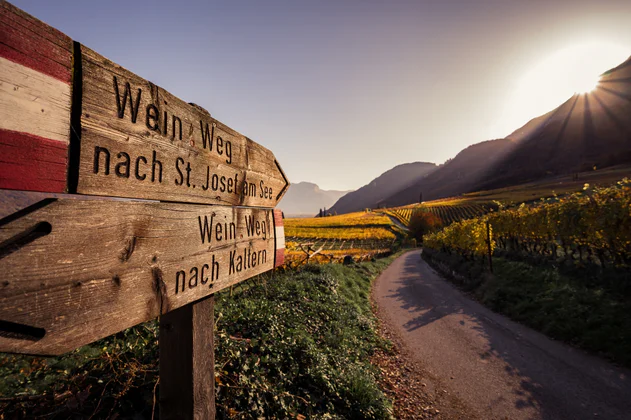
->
[424, 178, 631, 267]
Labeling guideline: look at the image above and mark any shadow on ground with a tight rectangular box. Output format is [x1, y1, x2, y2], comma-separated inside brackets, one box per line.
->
[379, 251, 631, 420]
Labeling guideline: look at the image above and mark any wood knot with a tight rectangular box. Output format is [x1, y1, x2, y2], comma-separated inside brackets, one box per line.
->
[119, 237, 137, 262]
[152, 267, 169, 315]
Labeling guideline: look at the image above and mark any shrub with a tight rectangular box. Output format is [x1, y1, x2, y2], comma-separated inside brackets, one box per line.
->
[408, 212, 442, 242]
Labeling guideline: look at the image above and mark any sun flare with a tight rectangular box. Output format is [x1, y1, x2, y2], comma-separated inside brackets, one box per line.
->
[574, 75, 600, 94]
[490, 41, 629, 138]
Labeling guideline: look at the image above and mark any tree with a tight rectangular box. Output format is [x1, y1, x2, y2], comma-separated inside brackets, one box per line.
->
[419, 192, 423, 203]
[408, 212, 442, 242]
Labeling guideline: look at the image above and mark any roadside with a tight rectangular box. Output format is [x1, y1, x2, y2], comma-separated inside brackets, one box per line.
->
[371, 296, 476, 420]
[373, 250, 631, 420]
[0, 258, 400, 419]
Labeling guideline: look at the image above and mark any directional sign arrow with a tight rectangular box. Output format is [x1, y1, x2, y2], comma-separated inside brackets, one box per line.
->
[0, 198, 285, 355]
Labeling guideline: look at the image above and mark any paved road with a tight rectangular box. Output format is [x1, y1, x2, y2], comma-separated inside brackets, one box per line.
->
[373, 251, 631, 420]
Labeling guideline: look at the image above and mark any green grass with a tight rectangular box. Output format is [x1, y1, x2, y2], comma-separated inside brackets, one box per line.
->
[423, 249, 631, 368]
[0, 256, 400, 419]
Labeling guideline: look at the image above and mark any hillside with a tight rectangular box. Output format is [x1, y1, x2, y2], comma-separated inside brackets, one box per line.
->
[371, 55, 631, 208]
[474, 55, 631, 191]
[328, 162, 437, 214]
[279, 182, 351, 217]
[381, 139, 515, 208]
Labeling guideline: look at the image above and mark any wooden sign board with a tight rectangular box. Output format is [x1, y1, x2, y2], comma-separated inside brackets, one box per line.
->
[0, 198, 285, 355]
[77, 45, 289, 207]
[0, 1, 289, 208]
[1, 3, 292, 417]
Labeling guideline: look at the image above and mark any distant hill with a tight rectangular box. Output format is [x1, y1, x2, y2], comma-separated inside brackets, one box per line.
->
[474, 55, 631, 191]
[381, 139, 514, 207]
[279, 182, 351, 217]
[328, 162, 437, 214]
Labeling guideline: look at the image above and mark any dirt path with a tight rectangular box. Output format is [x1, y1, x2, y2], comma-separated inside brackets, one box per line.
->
[373, 250, 631, 420]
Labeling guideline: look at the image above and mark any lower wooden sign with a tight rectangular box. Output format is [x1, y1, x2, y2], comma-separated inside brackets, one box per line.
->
[0, 198, 285, 355]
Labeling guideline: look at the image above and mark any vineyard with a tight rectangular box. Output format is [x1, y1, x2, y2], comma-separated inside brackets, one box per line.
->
[284, 211, 401, 265]
[382, 200, 495, 227]
[282, 175, 631, 268]
[424, 179, 631, 268]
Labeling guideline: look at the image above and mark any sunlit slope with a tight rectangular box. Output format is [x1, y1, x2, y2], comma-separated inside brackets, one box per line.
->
[285, 211, 397, 240]
[284, 211, 401, 263]
[475, 55, 631, 192]
[380, 164, 631, 226]
[380, 139, 515, 208]
[375, 55, 631, 209]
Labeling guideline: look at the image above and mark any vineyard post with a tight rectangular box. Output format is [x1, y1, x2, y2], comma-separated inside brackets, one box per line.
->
[486, 221, 494, 273]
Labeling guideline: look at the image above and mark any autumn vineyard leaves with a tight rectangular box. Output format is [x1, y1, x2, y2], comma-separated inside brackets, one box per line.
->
[424, 179, 631, 267]
[285, 178, 631, 270]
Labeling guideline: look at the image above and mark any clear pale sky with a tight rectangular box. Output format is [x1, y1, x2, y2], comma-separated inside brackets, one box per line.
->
[12, 0, 631, 190]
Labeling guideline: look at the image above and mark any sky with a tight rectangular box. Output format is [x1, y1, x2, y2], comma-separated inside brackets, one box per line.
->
[12, 0, 631, 191]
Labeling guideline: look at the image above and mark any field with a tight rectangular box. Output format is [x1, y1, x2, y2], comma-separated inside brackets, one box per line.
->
[383, 200, 495, 227]
[424, 178, 631, 267]
[284, 211, 402, 264]
[283, 166, 631, 266]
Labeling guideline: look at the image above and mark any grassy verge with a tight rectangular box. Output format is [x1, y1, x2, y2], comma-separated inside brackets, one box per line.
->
[422, 248, 631, 368]
[0, 256, 400, 419]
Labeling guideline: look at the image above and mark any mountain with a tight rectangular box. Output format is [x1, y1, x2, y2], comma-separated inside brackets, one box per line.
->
[473, 55, 631, 191]
[380, 55, 631, 208]
[381, 139, 515, 207]
[328, 162, 437, 214]
[279, 182, 351, 217]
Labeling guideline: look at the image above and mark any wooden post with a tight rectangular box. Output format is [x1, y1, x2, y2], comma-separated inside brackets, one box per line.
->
[486, 221, 493, 273]
[159, 296, 215, 420]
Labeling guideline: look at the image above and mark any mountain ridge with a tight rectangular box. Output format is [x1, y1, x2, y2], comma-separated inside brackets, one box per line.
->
[331, 55, 631, 212]
[328, 162, 437, 214]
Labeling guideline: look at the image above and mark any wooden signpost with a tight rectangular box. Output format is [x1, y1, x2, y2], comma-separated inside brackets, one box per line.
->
[0, 2, 288, 418]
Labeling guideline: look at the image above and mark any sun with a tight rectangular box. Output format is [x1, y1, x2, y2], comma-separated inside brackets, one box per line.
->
[574, 74, 600, 94]
[490, 41, 629, 138]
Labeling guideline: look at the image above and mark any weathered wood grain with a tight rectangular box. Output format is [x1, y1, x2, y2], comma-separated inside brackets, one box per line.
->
[0, 198, 284, 355]
[0, 1, 289, 202]
[160, 296, 215, 420]
[0, 2, 72, 193]
[78, 45, 289, 207]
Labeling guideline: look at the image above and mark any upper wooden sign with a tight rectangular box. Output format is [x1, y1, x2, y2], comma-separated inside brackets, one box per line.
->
[77, 46, 289, 207]
[0, 2, 289, 207]
[0, 198, 285, 355]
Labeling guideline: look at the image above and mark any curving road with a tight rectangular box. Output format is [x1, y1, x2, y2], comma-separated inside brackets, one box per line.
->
[373, 250, 631, 420]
